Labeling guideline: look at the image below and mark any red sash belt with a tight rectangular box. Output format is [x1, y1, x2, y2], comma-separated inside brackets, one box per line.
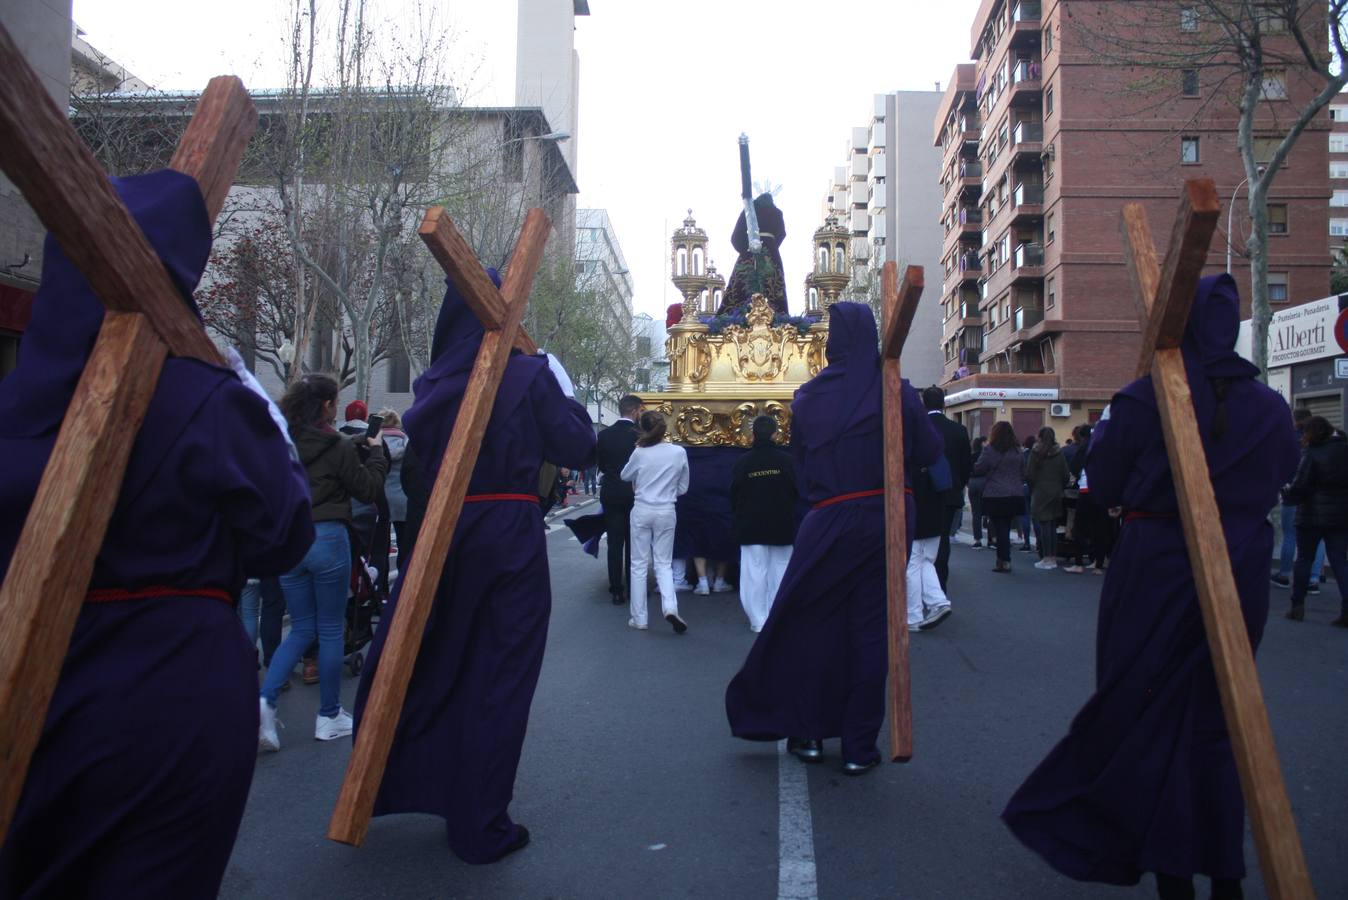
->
[812, 487, 909, 510]
[1124, 510, 1178, 523]
[86, 586, 232, 605]
[464, 493, 538, 504]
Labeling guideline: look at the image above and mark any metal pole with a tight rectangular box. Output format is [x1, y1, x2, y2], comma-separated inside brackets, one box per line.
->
[1226, 176, 1247, 274]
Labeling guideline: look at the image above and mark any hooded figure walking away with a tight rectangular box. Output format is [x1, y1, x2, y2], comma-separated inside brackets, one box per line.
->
[352, 269, 596, 865]
[0, 171, 315, 898]
[725, 302, 942, 773]
[1002, 275, 1300, 899]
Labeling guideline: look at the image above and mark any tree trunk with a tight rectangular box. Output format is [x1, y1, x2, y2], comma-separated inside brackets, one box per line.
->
[1247, 182, 1271, 381]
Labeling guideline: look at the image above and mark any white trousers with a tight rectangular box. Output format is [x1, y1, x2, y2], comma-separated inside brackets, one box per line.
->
[906, 536, 948, 626]
[630, 504, 678, 627]
[739, 544, 792, 631]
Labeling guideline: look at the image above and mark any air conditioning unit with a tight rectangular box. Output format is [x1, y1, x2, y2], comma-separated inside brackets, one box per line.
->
[1049, 402, 1071, 417]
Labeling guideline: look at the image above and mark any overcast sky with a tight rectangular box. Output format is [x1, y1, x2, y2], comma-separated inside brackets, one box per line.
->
[72, 0, 984, 319]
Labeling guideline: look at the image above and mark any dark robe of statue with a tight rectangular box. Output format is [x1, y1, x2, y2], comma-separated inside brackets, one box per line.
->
[0, 170, 314, 898]
[724, 302, 943, 765]
[1002, 274, 1301, 887]
[718, 193, 789, 316]
[353, 270, 596, 865]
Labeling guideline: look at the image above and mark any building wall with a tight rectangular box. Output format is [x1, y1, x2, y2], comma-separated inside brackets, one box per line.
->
[0, 0, 72, 295]
[1330, 90, 1348, 255]
[631, 312, 669, 393]
[516, 0, 585, 179]
[891, 91, 946, 388]
[934, 0, 1332, 441]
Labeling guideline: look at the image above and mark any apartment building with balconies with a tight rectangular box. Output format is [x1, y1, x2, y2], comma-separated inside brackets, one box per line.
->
[933, 0, 1331, 442]
[1330, 89, 1348, 253]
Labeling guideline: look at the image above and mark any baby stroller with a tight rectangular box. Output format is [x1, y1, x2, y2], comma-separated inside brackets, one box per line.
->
[344, 520, 386, 675]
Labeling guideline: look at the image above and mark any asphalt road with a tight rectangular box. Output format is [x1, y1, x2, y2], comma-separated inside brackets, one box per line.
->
[220, 521, 1348, 899]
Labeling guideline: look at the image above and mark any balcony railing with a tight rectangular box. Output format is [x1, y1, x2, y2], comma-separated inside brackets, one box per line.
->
[1015, 304, 1045, 331]
[959, 252, 983, 273]
[1013, 183, 1044, 207]
[1015, 242, 1045, 268]
[959, 207, 984, 225]
[960, 160, 983, 178]
[1012, 1, 1041, 24]
[1012, 121, 1043, 145]
[1013, 60, 1042, 84]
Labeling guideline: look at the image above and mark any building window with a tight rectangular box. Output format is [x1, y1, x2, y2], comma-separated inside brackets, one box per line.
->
[1046, 86, 1054, 116]
[636, 336, 652, 357]
[1181, 69, 1199, 97]
[1181, 136, 1200, 164]
[1267, 204, 1288, 234]
[1332, 133, 1348, 154]
[503, 116, 524, 182]
[1260, 70, 1287, 101]
[1046, 212, 1056, 244]
[1331, 218, 1348, 237]
[1333, 190, 1348, 207]
[1180, 6, 1199, 30]
[1267, 272, 1288, 303]
[1330, 105, 1348, 122]
[1043, 24, 1053, 54]
[1047, 276, 1056, 308]
[1254, 136, 1287, 166]
[1331, 161, 1348, 179]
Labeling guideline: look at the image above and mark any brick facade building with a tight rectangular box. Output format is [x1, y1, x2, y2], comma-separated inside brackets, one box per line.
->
[934, 0, 1331, 441]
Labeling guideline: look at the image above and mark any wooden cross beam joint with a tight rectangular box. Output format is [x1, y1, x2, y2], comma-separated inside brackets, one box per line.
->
[0, 20, 257, 840]
[880, 261, 924, 763]
[329, 205, 552, 847]
[1118, 179, 1313, 900]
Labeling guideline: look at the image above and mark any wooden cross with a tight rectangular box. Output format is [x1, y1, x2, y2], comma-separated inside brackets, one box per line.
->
[880, 261, 924, 763]
[1119, 179, 1313, 899]
[327, 205, 549, 846]
[0, 25, 256, 837]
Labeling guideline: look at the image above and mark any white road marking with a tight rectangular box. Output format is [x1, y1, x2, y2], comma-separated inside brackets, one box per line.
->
[777, 740, 819, 900]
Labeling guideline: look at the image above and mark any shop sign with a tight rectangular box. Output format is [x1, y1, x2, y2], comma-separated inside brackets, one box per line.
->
[945, 387, 1059, 405]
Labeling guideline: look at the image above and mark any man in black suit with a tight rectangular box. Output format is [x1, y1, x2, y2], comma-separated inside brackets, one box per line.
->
[597, 394, 644, 604]
[923, 386, 972, 592]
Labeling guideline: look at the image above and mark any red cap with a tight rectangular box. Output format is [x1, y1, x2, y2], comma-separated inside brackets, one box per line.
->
[345, 400, 368, 422]
[666, 303, 684, 329]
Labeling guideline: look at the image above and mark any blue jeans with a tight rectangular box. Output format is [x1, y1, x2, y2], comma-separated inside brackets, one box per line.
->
[239, 576, 285, 666]
[261, 522, 350, 717]
[1278, 503, 1325, 580]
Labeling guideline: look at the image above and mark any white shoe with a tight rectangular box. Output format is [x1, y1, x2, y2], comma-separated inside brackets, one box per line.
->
[694, 578, 710, 596]
[258, 697, 280, 752]
[918, 605, 953, 631]
[712, 578, 733, 593]
[627, 618, 648, 630]
[1034, 559, 1058, 570]
[315, 708, 354, 741]
[674, 580, 697, 592]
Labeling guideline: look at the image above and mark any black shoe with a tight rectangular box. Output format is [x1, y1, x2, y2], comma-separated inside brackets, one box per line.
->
[611, 591, 625, 606]
[1331, 615, 1348, 628]
[1307, 583, 1321, 595]
[665, 613, 688, 634]
[502, 824, 530, 858]
[787, 738, 823, 763]
[842, 759, 879, 776]
[1270, 574, 1291, 588]
[1020, 544, 1035, 552]
[1286, 605, 1305, 621]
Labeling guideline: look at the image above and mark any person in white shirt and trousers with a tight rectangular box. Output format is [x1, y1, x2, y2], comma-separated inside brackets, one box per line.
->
[621, 411, 691, 633]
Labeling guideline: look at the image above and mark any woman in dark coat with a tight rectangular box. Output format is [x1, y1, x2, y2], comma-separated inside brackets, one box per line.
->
[0, 171, 314, 898]
[1282, 415, 1348, 624]
[724, 302, 943, 772]
[974, 421, 1026, 572]
[1002, 274, 1300, 899]
[352, 269, 596, 864]
[1025, 426, 1070, 569]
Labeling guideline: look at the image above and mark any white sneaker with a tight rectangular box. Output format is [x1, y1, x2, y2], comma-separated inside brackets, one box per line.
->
[258, 697, 280, 752]
[712, 578, 733, 593]
[315, 708, 354, 741]
[627, 618, 648, 630]
[694, 578, 710, 596]
[1034, 559, 1058, 570]
[674, 580, 696, 592]
[918, 605, 953, 631]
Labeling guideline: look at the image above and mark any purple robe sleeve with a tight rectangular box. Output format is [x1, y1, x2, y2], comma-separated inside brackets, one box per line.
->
[1083, 398, 1144, 510]
[195, 380, 315, 576]
[530, 367, 597, 470]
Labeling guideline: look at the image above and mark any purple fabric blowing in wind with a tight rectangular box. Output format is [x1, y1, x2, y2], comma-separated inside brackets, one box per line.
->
[0, 170, 314, 898]
[1002, 274, 1300, 886]
[353, 266, 596, 864]
[725, 302, 942, 765]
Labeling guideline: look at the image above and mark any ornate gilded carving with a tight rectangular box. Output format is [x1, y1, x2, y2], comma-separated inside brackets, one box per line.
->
[684, 332, 713, 384]
[805, 331, 828, 376]
[675, 405, 719, 446]
[721, 296, 793, 383]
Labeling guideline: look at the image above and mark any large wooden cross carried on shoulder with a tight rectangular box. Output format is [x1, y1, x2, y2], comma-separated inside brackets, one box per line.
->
[0, 26, 256, 837]
[327, 205, 549, 846]
[1120, 179, 1312, 899]
[881, 261, 924, 763]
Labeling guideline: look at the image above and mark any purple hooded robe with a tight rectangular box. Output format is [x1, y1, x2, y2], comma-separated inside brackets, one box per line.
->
[724, 302, 943, 765]
[1002, 274, 1301, 885]
[0, 170, 314, 898]
[352, 270, 596, 864]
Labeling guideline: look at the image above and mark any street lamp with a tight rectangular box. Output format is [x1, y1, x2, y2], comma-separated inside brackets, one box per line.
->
[278, 339, 295, 379]
[1226, 166, 1267, 274]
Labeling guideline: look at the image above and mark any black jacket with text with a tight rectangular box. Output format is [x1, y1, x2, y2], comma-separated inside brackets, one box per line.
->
[730, 439, 799, 546]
